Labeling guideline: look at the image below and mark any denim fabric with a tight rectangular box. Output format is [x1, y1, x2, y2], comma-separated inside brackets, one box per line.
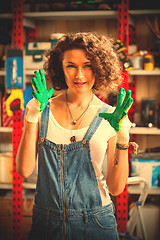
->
[28, 203, 119, 240]
[28, 102, 119, 240]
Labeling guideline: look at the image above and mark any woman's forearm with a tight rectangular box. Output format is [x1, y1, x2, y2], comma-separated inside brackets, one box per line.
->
[107, 148, 129, 196]
[106, 137, 129, 196]
[16, 120, 39, 178]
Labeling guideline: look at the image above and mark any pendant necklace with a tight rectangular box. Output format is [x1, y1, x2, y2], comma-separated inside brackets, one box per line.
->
[66, 91, 93, 143]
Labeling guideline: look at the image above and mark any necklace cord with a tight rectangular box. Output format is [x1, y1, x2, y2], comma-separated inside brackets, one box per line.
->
[66, 91, 93, 125]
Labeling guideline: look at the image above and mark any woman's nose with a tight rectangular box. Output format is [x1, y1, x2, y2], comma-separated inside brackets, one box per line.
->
[76, 67, 84, 79]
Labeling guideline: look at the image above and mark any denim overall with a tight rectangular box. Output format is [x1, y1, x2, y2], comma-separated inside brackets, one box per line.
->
[28, 102, 119, 240]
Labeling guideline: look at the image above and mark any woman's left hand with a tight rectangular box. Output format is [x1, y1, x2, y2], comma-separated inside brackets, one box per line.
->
[99, 88, 133, 143]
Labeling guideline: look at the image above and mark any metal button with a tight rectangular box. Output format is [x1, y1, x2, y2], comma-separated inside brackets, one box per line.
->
[41, 138, 44, 143]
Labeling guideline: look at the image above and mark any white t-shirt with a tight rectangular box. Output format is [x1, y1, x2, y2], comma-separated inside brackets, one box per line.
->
[27, 98, 117, 206]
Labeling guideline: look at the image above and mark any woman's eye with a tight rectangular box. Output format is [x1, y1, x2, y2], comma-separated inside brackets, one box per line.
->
[84, 64, 91, 68]
[67, 65, 75, 68]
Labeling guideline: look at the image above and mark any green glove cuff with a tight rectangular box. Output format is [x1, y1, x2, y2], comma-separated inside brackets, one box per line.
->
[26, 98, 41, 123]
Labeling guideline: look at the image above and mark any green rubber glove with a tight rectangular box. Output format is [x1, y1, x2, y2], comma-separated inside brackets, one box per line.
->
[26, 69, 54, 123]
[32, 69, 54, 112]
[99, 88, 133, 132]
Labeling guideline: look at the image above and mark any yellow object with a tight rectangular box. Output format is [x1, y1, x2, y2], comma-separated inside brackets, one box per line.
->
[0, 152, 12, 183]
[144, 54, 154, 70]
[5, 89, 24, 116]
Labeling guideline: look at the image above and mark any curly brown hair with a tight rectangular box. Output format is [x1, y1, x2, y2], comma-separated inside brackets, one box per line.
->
[43, 32, 122, 91]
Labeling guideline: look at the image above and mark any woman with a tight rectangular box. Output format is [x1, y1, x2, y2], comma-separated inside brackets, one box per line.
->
[16, 32, 133, 240]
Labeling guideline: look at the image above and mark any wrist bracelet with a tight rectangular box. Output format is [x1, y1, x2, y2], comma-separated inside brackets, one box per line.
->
[113, 142, 139, 167]
[116, 142, 139, 154]
[116, 142, 129, 150]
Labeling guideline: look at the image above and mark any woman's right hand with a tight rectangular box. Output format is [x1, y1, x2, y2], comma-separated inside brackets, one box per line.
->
[26, 69, 54, 123]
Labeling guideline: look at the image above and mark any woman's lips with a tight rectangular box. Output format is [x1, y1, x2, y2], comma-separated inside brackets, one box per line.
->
[74, 82, 86, 87]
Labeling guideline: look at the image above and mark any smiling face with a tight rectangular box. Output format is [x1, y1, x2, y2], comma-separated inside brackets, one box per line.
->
[62, 49, 95, 95]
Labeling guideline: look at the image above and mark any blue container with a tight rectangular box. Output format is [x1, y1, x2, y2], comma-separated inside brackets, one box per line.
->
[131, 153, 160, 187]
[6, 49, 23, 89]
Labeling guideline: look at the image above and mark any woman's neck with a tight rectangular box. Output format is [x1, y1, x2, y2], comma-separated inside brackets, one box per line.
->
[66, 90, 93, 108]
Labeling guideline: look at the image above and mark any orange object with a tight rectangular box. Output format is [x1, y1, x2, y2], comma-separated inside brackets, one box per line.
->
[144, 52, 154, 70]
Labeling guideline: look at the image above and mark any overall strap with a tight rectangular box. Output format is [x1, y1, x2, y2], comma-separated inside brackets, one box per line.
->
[39, 101, 50, 139]
[83, 104, 110, 141]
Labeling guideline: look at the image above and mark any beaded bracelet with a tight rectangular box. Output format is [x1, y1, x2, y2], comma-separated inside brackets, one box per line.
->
[113, 142, 139, 166]
[116, 142, 139, 154]
[113, 143, 129, 166]
[116, 142, 129, 150]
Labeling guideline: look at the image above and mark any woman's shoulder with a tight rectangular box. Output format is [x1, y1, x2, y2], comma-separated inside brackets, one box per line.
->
[92, 95, 115, 113]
